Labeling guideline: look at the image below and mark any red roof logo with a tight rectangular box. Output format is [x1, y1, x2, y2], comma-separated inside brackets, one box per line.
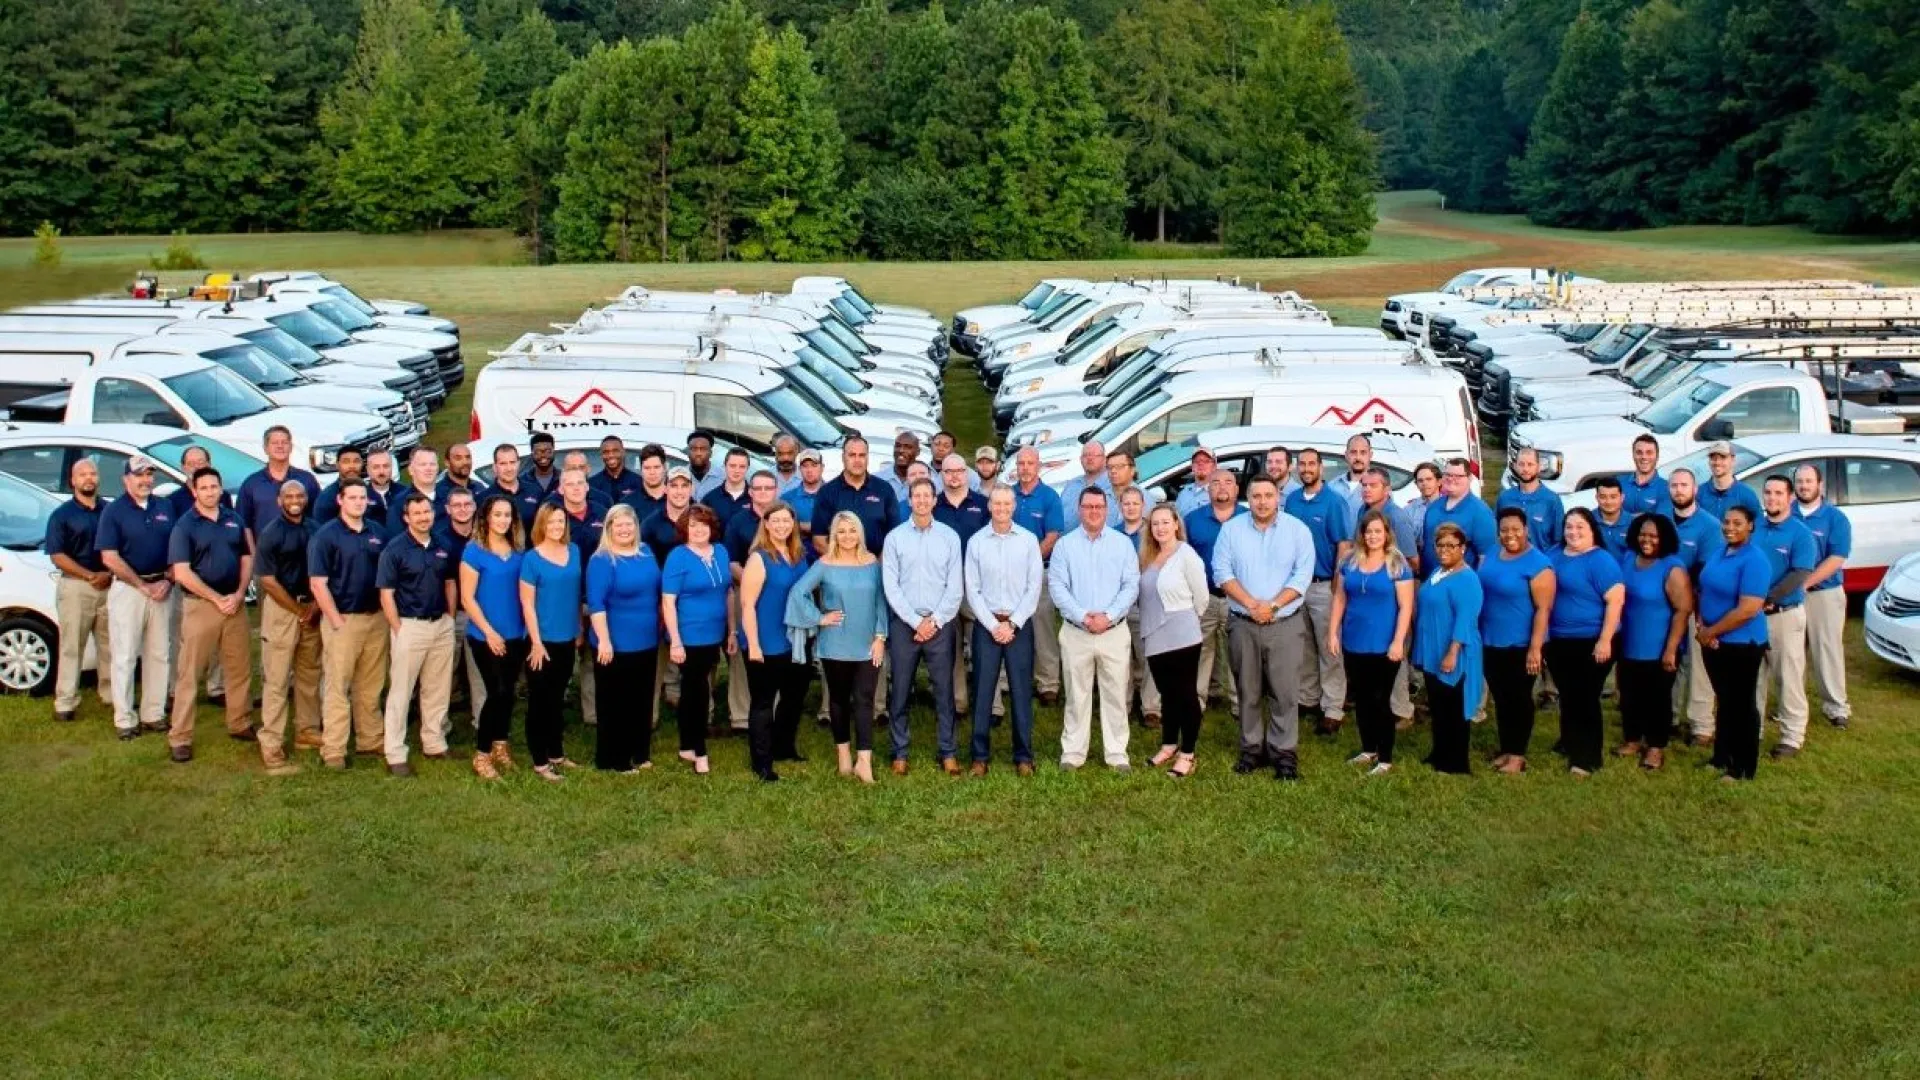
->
[1314, 397, 1413, 428]
[529, 389, 630, 419]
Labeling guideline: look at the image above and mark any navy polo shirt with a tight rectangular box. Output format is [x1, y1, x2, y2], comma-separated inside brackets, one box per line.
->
[307, 519, 386, 614]
[641, 507, 685, 568]
[622, 486, 666, 525]
[589, 467, 642, 506]
[255, 515, 315, 601]
[314, 480, 385, 526]
[524, 465, 562, 496]
[1283, 485, 1353, 580]
[376, 529, 456, 619]
[724, 506, 766, 566]
[701, 483, 752, 530]
[933, 490, 990, 550]
[434, 524, 472, 569]
[44, 497, 106, 572]
[483, 481, 544, 529]
[168, 485, 232, 521]
[384, 491, 447, 540]
[561, 502, 606, 559]
[810, 474, 901, 554]
[235, 466, 320, 540]
[168, 506, 251, 595]
[433, 474, 482, 511]
[96, 493, 176, 577]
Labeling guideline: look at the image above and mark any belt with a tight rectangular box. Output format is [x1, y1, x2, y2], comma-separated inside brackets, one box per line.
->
[1768, 601, 1803, 612]
[1809, 584, 1840, 593]
[137, 572, 167, 583]
[402, 613, 449, 622]
[1230, 609, 1301, 623]
[1312, 576, 1332, 584]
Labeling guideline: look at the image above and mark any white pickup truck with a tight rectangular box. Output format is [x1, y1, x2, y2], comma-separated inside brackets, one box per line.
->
[1504, 364, 1920, 493]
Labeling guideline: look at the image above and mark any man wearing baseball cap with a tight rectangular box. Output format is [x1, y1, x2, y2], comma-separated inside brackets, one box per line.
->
[787, 449, 826, 543]
[96, 457, 178, 740]
[1175, 446, 1217, 519]
[973, 446, 1002, 489]
[1697, 441, 1761, 523]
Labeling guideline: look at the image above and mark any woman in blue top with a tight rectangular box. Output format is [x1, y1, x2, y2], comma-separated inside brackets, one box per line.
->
[518, 503, 582, 782]
[739, 502, 812, 782]
[786, 511, 888, 784]
[661, 504, 732, 776]
[1412, 522, 1484, 775]
[1546, 508, 1626, 777]
[587, 503, 663, 774]
[1327, 509, 1416, 775]
[1695, 505, 1773, 781]
[1615, 513, 1694, 771]
[1479, 507, 1556, 774]
[459, 494, 527, 780]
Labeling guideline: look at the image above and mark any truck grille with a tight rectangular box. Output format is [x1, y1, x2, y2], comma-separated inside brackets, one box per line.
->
[378, 402, 415, 433]
[433, 346, 465, 386]
[355, 432, 392, 457]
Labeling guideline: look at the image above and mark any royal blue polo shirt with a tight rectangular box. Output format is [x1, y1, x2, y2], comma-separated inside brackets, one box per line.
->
[376, 529, 455, 619]
[1183, 504, 1248, 593]
[809, 474, 901, 554]
[1617, 471, 1673, 520]
[1009, 480, 1065, 550]
[1753, 512, 1818, 607]
[234, 466, 320, 540]
[44, 497, 106, 572]
[1671, 509, 1723, 574]
[1494, 484, 1564, 550]
[1283, 485, 1354, 580]
[1795, 500, 1852, 593]
[1595, 511, 1633, 559]
[933, 490, 990, 551]
[307, 518, 386, 614]
[168, 506, 251, 595]
[1419, 494, 1497, 578]
[1697, 478, 1761, 524]
[96, 493, 176, 577]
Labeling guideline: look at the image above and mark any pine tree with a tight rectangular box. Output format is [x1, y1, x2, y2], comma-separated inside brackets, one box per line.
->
[1512, 7, 1626, 228]
[473, 0, 572, 111]
[1100, 0, 1217, 242]
[737, 28, 855, 261]
[1430, 46, 1522, 212]
[553, 38, 690, 262]
[675, 0, 764, 260]
[816, 0, 955, 176]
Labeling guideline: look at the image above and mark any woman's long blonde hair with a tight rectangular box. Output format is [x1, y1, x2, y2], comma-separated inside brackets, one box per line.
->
[822, 510, 873, 563]
[1349, 508, 1411, 579]
[750, 501, 804, 565]
[1137, 504, 1186, 569]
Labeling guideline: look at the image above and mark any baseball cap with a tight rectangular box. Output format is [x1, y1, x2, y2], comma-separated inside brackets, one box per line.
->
[797, 448, 823, 465]
[1190, 446, 1216, 462]
[125, 455, 157, 475]
[974, 446, 1000, 463]
[666, 465, 694, 484]
[1705, 441, 1735, 457]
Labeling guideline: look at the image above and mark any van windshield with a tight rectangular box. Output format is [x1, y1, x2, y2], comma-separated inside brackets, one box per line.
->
[1035, 297, 1093, 332]
[1095, 349, 1167, 399]
[801, 328, 860, 368]
[1633, 375, 1721, 435]
[1089, 389, 1171, 447]
[783, 362, 859, 415]
[162, 366, 277, 425]
[309, 298, 376, 333]
[320, 285, 378, 318]
[202, 343, 306, 392]
[839, 287, 876, 316]
[797, 348, 863, 396]
[827, 296, 867, 327]
[1018, 283, 1056, 309]
[269, 309, 351, 349]
[1586, 324, 1653, 363]
[820, 318, 871, 357]
[239, 327, 324, 368]
[760, 386, 846, 445]
[1056, 320, 1122, 366]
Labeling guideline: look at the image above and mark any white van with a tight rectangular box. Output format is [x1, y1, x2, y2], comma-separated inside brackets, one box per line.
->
[1032, 362, 1481, 484]
[604, 286, 940, 363]
[580, 301, 941, 384]
[560, 324, 939, 413]
[564, 308, 939, 398]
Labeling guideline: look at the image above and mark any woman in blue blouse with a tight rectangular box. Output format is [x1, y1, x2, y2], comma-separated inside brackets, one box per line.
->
[739, 502, 812, 782]
[1413, 522, 1484, 775]
[1547, 508, 1626, 777]
[1479, 507, 1556, 774]
[1615, 513, 1694, 771]
[587, 504, 663, 774]
[459, 494, 526, 780]
[661, 504, 732, 776]
[1695, 506, 1773, 781]
[1327, 510, 1416, 775]
[786, 511, 888, 784]
[518, 503, 582, 782]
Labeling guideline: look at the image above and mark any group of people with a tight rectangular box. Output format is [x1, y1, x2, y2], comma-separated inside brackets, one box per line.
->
[43, 422, 1852, 785]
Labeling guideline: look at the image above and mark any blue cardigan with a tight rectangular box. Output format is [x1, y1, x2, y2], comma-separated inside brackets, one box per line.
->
[1413, 567, 1484, 716]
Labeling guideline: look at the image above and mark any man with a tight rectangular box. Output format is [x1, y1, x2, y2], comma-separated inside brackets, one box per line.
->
[1183, 469, 1245, 715]
[1285, 448, 1354, 734]
[1753, 475, 1818, 759]
[395, 445, 447, 536]
[896, 461, 932, 519]
[881, 479, 965, 775]
[1697, 440, 1761, 523]
[1175, 446, 1217, 519]
[376, 494, 458, 777]
[771, 433, 802, 492]
[525, 431, 560, 494]
[483, 444, 544, 529]
[1670, 468, 1725, 747]
[1794, 463, 1852, 733]
[1010, 447, 1066, 705]
[164, 443, 240, 715]
[700, 447, 753, 529]
[786, 449, 826, 541]
[1419, 458, 1496, 576]
[883, 432, 921, 501]
[254, 479, 323, 768]
[1265, 446, 1301, 499]
[1405, 462, 1443, 554]
[167, 445, 233, 519]
[364, 450, 400, 525]
[590, 435, 642, 506]
[687, 430, 720, 497]
[1102, 449, 1160, 526]
[235, 426, 321, 550]
[965, 485, 1043, 776]
[1326, 434, 1372, 510]
[623, 444, 669, 523]
[315, 448, 377, 525]
[1049, 488, 1140, 772]
[1620, 434, 1673, 519]
[1495, 447, 1564, 551]
[548, 451, 613, 512]
[1349, 465, 1418, 727]
[974, 446, 1003, 490]
[433, 443, 479, 510]
[810, 435, 900, 556]
[1592, 477, 1632, 557]
[438, 489, 484, 724]
[1059, 440, 1113, 509]
[1213, 475, 1316, 780]
[642, 467, 695, 566]
[930, 431, 978, 491]
[308, 479, 390, 770]
[96, 457, 175, 740]
[935, 454, 990, 716]
[165, 467, 254, 764]
[45, 459, 112, 724]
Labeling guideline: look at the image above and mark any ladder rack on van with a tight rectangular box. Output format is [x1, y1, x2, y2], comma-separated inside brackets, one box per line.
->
[1478, 293, 1920, 327]
[1459, 279, 1872, 302]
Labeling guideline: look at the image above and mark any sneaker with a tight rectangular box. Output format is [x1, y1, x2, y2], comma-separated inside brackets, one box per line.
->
[1366, 762, 1393, 777]
[117, 727, 138, 742]
[169, 745, 192, 764]
[1769, 744, 1801, 760]
[1347, 752, 1378, 766]
[1829, 716, 1850, 731]
[1111, 763, 1132, 775]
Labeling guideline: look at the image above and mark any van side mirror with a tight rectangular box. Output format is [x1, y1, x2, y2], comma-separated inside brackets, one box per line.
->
[1699, 418, 1734, 441]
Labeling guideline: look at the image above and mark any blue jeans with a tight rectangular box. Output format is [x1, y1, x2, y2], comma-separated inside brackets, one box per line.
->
[970, 618, 1034, 764]
[887, 615, 957, 761]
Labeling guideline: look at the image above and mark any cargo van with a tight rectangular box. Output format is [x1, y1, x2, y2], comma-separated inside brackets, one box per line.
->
[243, 272, 456, 334]
[558, 323, 939, 412]
[579, 300, 941, 384]
[603, 286, 940, 363]
[563, 309, 939, 398]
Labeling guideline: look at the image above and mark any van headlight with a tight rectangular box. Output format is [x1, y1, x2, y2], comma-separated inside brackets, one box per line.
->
[1023, 379, 1044, 393]
[1537, 451, 1564, 480]
[1012, 342, 1031, 358]
[966, 321, 981, 335]
[310, 444, 343, 473]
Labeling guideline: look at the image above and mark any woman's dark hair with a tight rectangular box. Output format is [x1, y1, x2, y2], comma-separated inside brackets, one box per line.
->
[1723, 504, 1756, 526]
[1629, 512, 1678, 558]
[678, 503, 722, 544]
[1496, 506, 1528, 528]
[1562, 507, 1602, 544]
[476, 494, 524, 551]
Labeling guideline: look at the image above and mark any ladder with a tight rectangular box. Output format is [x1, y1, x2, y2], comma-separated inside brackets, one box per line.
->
[1476, 292, 1920, 327]
[1459, 278, 1874, 302]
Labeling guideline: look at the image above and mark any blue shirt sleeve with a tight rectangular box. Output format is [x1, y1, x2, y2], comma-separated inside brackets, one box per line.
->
[375, 542, 400, 591]
[166, 519, 192, 567]
[586, 553, 613, 616]
[1827, 509, 1852, 559]
[660, 548, 688, 596]
[1738, 548, 1771, 599]
[1042, 489, 1064, 536]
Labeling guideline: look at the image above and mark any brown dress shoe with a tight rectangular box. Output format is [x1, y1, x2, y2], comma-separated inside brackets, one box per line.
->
[941, 757, 961, 776]
[293, 730, 324, 750]
[1015, 762, 1035, 777]
[1690, 733, 1714, 748]
[890, 759, 909, 776]
[969, 761, 988, 778]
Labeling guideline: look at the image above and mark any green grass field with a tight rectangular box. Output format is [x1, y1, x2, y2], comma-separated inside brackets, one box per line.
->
[4, 200, 1920, 1077]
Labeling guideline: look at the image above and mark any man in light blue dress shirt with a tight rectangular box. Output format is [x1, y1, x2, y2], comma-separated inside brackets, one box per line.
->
[1048, 487, 1141, 771]
[964, 486, 1044, 774]
[1213, 474, 1316, 780]
[1325, 434, 1372, 512]
[881, 478, 965, 774]
[1057, 439, 1115, 510]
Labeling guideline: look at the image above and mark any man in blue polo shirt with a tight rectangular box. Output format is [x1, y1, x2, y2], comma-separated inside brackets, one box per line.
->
[621, 444, 670, 524]
[700, 447, 753, 529]
[1284, 448, 1354, 734]
[1669, 467, 1725, 747]
[97, 456, 176, 740]
[308, 479, 390, 770]
[1697, 441, 1761, 522]
[314, 447, 375, 524]
[433, 443, 481, 511]
[1174, 446, 1218, 520]
[589, 435, 642, 506]
[1419, 458, 1497, 577]
[1753, 475, 1818, 759]
[810, 436, 900, 557]
[45, 458, 112, 725]
[1619, 434, 1673, 519]
[1592, 477, 1633, 557]
[234, 425, 320, 550]
[165, 467, 254, 763]
[1009, 447, 1065, 704]
[166, 444, 234, 520]
[524, 431, 561, 495]
[1183, 468, 1244, 714]
[1794, 464, 1853, 735]
[785, 449, 826, 545]
[255, 479, 323, 768]
[1496, 447, 1564, 551]
[482, 443, 544, 530]
[642, 468, 694, 567]
[377, 493, 458, 777]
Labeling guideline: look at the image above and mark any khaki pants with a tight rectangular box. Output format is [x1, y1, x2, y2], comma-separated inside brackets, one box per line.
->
[106, 580, 171, 733]
[1684, 615, 1716, 737]
[1058, 621, 1131, 767]
[169, 596, 252, 748]
[53, 576, 110, 713]
[321, 613, 389, 762]
[259, 601, 322, 762]
[1033, 572, 1061, 697]
[1198, 595, 1237, 709]
[1759, 605, 1810, 748]
[384, 615, 455, 765]
[1299, 579, 1345, 719]
[167, 592, 223, 697]
[1805, 587, 1850, 723]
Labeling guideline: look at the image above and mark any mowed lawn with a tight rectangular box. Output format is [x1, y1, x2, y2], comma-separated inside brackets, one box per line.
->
[5, 202, 1920, 1076]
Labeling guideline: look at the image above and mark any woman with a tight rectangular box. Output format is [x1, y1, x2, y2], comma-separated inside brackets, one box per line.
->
[1616, 513, 1693, 770]
[518, 503, 581, 782]
[739, 502, 812, 782]
[1695, 506, 1772, 781]
[1412, 522, 1484, 775]
[1328, 510, 1416, 776]
[460, 494, 527, 780]
[1135, 505, 1210, 777]
[786, 511, 888, 784]
[661, 505, 731, 776]
[1546, 507, 1625, 777]
[1478, 507, 1556, 774]
[586, 503, 663, 774]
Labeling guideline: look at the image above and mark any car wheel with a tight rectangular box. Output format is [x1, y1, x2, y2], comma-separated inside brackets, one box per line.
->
[0, 616, 56, 696]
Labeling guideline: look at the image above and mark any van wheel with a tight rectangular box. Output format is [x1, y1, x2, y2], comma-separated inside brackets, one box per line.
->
[0, 616, 56, 696]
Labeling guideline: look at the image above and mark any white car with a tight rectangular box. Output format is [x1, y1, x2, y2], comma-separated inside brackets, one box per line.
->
[0, 469, 92, 694]
[0, 424, 266, 501]
[1132, 426, 1431, 507]
[1865, 552, 1920, 673]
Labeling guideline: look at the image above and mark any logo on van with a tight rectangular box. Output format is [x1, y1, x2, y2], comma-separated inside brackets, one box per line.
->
[529, 389, 630, 419]
[1314, 398, 1413, 428]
